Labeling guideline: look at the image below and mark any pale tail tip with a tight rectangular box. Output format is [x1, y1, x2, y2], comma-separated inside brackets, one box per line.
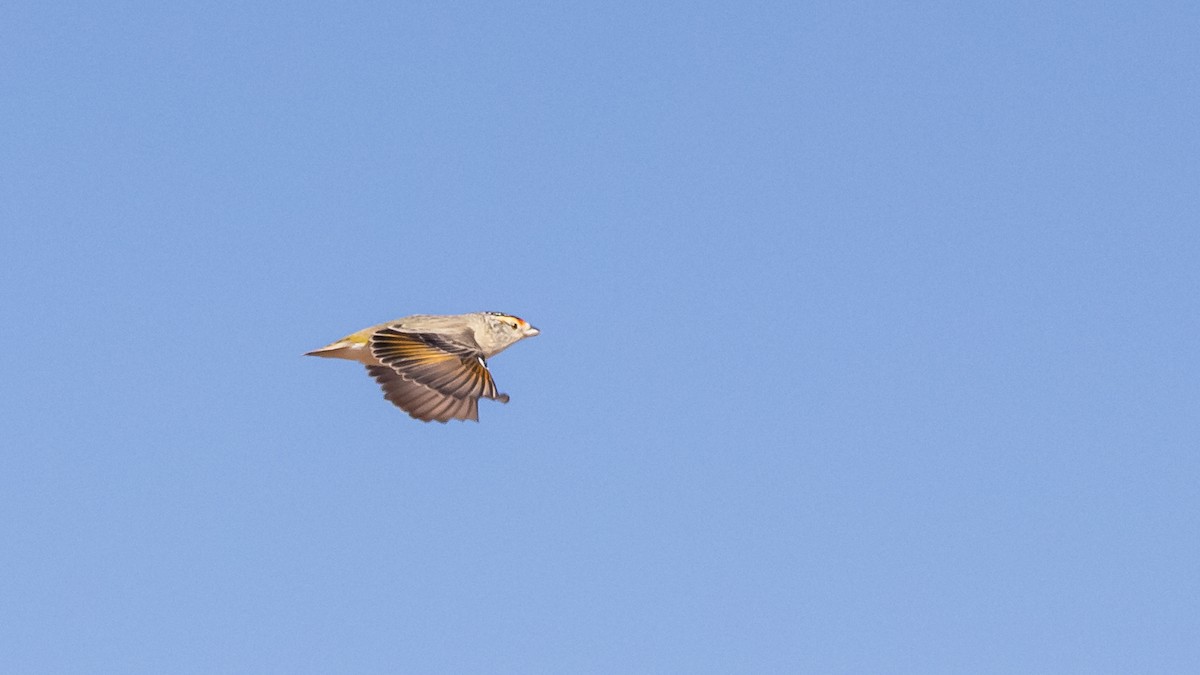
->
[305, 342, 353, 358]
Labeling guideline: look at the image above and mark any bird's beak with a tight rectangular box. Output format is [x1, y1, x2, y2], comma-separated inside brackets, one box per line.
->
[524, 325, 540, 337]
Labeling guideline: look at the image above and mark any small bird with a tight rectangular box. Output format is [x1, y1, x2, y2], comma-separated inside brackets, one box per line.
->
[306, 312, 539, 423]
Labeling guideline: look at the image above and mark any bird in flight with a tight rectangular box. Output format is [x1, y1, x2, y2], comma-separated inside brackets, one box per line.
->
[306, 312, 539, 423]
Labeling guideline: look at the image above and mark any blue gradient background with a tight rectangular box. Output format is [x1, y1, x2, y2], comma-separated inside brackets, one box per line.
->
[2, 1, 1197, 672]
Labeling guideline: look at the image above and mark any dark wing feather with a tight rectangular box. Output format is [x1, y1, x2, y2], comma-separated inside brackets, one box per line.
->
[365, 365, 481, 423]
[370, 328, 505, 400]
[364, 327, 511, 422]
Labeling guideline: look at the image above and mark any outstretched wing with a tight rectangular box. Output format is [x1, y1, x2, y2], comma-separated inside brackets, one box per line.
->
[365, 365, 482, 423]
[370, 327, 506, 401]
[364, 327, 509, 422]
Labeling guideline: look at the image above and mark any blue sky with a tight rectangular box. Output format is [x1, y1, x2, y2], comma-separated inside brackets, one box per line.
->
[2, 1, 1198, 672]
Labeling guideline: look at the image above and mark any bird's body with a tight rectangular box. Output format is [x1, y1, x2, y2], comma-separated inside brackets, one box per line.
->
[306, 312, 539, 423]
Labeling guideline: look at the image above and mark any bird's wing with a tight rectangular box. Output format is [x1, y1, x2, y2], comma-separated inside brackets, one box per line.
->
[370, 327, 507, 401]
[365, 365, 480, 422]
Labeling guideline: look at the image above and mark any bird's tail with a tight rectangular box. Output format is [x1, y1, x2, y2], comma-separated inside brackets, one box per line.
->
[304, 338, 362, 360]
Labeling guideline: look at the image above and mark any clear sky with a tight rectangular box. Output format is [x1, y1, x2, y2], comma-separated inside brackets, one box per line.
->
[2, 1, 1198, 672]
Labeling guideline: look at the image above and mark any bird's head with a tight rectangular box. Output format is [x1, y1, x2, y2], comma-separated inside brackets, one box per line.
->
[486, 312, 539, 336]
[477, 312, 539, 355]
